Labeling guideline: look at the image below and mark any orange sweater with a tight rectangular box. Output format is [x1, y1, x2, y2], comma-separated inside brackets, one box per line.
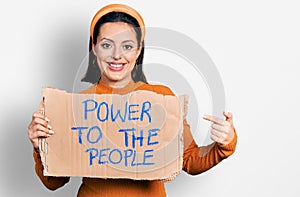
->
[33, 80, 237, 197]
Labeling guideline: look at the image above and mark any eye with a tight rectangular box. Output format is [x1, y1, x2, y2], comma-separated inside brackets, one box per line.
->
[123, 44, 134, 51]
[101, 42, 111, 49]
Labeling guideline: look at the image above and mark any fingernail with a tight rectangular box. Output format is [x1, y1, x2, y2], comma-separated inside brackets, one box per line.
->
[47, 134, 52, 137]
[45, 117, 50, 122]
[203, 115, 208, 119]
[47, 124, 52, 129]
[49, 130, 55, 134]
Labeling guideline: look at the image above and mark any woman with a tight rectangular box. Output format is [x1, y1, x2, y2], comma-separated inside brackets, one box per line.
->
[28, 3, 237, 197]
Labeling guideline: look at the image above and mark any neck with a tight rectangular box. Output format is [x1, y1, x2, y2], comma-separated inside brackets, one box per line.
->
[100, 77, 132, 89]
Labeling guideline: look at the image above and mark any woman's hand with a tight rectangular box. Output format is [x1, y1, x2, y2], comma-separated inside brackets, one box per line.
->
[28, 112, 54, 149]
[203, 112, 235, 146]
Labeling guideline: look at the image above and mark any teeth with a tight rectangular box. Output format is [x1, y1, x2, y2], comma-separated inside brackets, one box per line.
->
[110, 64, 123, 68]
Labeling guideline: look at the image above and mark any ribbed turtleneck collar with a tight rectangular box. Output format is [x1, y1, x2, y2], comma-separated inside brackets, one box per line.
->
[96, 79, 145, 95]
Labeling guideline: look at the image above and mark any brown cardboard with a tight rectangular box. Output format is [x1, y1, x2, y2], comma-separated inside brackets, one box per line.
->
[40, 87, 188, 181]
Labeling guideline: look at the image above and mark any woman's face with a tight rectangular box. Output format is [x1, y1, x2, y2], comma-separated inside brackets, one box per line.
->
[93, 22, 141, 87]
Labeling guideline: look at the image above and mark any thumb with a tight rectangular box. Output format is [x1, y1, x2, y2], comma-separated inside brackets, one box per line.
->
[223, 111, 233, 123]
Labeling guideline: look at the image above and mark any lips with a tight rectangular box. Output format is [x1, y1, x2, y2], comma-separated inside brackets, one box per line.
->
[107, 62, 125, 71]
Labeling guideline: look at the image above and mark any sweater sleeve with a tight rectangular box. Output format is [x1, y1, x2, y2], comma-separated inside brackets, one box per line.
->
[33, 149, 70, 190]
[182, 119, 237, 175]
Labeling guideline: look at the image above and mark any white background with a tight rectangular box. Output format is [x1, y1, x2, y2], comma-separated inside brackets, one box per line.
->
[0, 0, 299, 196]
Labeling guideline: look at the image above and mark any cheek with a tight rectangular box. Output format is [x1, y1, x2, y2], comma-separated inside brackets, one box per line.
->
[94, 50, 109, 61]
[124, 51, 139, 63]
[93, 54, 107, 73]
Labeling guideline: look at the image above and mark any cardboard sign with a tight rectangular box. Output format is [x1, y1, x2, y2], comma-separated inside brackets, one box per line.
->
[40, 87, 188, 181]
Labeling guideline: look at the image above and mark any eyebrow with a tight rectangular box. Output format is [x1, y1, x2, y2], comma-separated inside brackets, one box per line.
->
[100, 37, 113, 42]
[100, 37, 136, 44]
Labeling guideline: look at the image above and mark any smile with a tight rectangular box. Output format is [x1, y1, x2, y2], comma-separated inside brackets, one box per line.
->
[108, 63, 125, 71]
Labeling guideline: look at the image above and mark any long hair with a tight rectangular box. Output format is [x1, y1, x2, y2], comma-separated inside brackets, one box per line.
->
[81, 12, 147, 84]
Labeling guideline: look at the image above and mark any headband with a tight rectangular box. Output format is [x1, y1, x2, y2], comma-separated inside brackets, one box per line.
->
[90, 4, 145, 43]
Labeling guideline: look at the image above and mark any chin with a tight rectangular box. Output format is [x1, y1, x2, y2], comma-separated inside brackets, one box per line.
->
[107, 74, 126, 82]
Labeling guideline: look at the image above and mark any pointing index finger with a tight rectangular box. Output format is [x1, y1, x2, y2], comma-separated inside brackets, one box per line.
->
[203, 114, 228, 126]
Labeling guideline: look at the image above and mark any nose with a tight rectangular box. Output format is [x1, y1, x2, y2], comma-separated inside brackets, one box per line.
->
[113, 46, 122, 60]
